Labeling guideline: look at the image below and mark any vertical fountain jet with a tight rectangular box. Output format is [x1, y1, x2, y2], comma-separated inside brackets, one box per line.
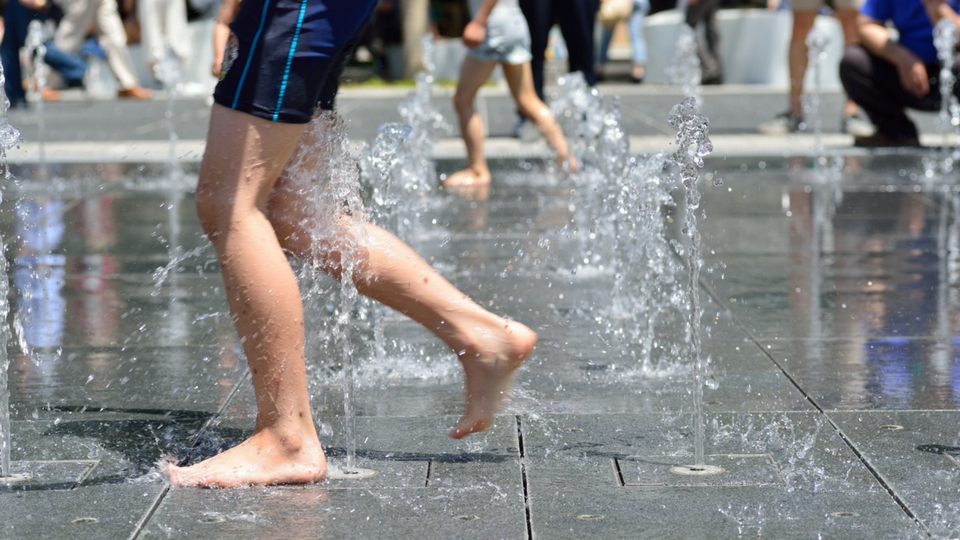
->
[668, 25, 703, 108]
[0, 56, 22, 479]
[668, 97, 713, 468]
[934, 18, 960, 167]
[152, 44, 184, 181]
[804, 25, 829, 165]
[23, 21, 47, 169]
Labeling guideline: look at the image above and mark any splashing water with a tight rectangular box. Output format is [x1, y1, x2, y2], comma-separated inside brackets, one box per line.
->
[152, 44, 184, 180]
[668, 97, 713, 466]
[392, 35, 449, 240]
[360, 123, 413, 229]
[589, 95, 684, 374]
[668, 25, 702, 107]
[0, 59, 21, 477]
[358, 123, 411, 362]
[804, 25, 829, 164]
[592, 98, 630, 276]
[550, 72, 603, 170]
[349, 41, 454, 383]
[280, 111, 369, 469]
[0, 213, 12, 478]
[611, 151, 687, 375]
[544, 83, 700, 381]
[548, 74, 614, 281]
[369, 109, 434, 242]
[358, 39, 444, 365]
[24, 21, 47, 167]
[934, 18, 960, 168]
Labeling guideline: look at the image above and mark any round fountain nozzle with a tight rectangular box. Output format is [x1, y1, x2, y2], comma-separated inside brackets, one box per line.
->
[327, 467, 378, 480]
[669, 464, 724, 476]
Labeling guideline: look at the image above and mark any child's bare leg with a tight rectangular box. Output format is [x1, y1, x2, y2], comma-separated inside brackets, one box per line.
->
[502, 62, 577, 172]
[269, 188, 537, 439]
[443, 57, 498, 188]
[352, 224, 537, 438]
[166, 104, 326, 488]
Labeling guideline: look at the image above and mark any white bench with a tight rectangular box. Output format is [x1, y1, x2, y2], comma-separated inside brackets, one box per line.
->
[643, 8, 845, 88]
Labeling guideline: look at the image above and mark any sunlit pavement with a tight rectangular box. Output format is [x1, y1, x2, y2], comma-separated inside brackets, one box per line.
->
[2, 85, 960, 538]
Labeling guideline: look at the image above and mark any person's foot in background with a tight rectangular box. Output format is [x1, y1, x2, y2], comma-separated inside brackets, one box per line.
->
[117, 86, 152, 99]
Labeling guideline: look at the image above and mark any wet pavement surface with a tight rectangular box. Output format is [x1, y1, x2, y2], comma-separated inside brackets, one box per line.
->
[3, 86, 960, 538]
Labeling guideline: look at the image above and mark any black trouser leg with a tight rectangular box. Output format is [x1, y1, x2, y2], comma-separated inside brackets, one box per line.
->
[557, 0, 599, 86]
[686, 0, 722, 82]
[519, 0, 552, 101]
[839, 44, 940, 140]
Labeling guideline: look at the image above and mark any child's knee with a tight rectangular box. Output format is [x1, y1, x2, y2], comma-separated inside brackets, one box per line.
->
[194, 180, 231, 238]
[452, 91, 472, 114]
[517, 98, 548, 123]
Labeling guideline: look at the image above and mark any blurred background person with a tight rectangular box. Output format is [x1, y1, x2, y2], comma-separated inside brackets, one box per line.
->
[443, 0, 575, 192]
[596, 0, 649, 83]
[758, 0, 869, 134]
[685, 0, 723, 84]
[839, 0, 960, 147]
[53, 0, 152, 98]
[516, 0, 598, 134]
[137, 0, 191, 76]
[364, 0, 403, 81]
[1, 0, 88, 106]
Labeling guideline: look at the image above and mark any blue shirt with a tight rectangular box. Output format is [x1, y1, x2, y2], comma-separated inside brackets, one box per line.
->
[861, 0, 960, 63]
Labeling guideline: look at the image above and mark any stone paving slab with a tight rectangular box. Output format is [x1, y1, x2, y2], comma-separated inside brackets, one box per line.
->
[143, 415, 526, 538]
[830, 411, 960, 536]
[0, 483, 166, 540]
[141, 482, 527, 539]
[8, 346, 244, 417]
[758, 339, 960, 411]
[0, 460, 98, 491]
[9, 411, 209, 482]
[524, 480, 918, 540]
[521, 412, 921, 539]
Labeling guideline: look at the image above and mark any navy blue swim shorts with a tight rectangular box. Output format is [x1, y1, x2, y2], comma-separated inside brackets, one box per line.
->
[214, 0, 378, 123]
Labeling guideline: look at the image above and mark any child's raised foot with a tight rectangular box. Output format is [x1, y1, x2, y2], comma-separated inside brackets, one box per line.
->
[166, 429, 326, 488]
[449, 320, 537, 439]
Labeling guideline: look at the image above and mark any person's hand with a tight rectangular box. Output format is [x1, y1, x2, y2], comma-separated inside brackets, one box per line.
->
[895, 51, 930, 98]
[921, 0, 946, 24]
[462, 20, 486, 49]
[19, 0, 47, 11]
[766, 0, 779, 9]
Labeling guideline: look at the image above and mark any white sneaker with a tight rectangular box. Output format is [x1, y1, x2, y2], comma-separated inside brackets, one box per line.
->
[842, 113, 876, 137]
[757, 111, 803, 135]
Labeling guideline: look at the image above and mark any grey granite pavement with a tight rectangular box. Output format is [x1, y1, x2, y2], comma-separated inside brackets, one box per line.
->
[1, 82, 960, 539]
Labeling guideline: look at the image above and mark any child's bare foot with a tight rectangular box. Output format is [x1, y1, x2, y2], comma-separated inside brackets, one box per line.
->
[441, 167, 491, 188]
[166, 428, 326, 488]
[450, 320, 538, 439]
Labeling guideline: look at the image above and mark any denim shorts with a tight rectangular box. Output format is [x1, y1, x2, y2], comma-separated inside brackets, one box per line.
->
[466, 7, 533, 65]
